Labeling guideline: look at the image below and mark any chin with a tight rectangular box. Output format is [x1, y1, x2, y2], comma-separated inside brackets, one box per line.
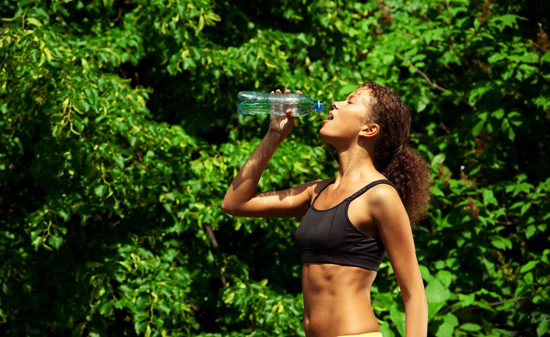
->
[319, 127, 334, 143]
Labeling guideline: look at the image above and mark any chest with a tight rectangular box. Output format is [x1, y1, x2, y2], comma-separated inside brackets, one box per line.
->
[295, 203, 379, 253]
[312, 191, 379, 238]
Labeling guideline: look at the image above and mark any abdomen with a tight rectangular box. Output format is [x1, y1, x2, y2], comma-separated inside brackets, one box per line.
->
[302, 263, 381, 337]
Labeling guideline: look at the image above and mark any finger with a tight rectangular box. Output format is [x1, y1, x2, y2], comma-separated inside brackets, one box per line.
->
[296, 90, 302, 95]
[274, 89, 282, 111]
[285, 89, 291, 94]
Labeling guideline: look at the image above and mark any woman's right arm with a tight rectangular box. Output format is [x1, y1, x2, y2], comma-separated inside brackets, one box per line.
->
[221, 89, 323, 218]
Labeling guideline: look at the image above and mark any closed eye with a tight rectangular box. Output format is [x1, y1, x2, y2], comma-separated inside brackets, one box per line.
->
[347, 101, 353, 104]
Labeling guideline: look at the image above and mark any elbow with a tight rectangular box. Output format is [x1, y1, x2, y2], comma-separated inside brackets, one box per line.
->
[403, 287, 427, 299]
[221, 200, 231, 214]
[222, 193, 253, 216]
[221, 200, 236, 215]
[402, 291, 428, 309]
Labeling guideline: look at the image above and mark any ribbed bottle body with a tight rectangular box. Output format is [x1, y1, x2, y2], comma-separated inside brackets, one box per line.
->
[237, 91, 323, 117]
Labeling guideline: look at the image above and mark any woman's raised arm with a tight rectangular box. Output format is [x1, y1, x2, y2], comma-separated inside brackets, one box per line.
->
[221, 89, 320, 218]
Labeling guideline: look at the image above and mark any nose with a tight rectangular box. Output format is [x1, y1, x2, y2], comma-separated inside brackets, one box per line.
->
[332, 101, 339, 110]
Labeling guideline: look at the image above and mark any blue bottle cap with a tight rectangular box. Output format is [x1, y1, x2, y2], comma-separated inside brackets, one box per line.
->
[314, 101, 324, 112]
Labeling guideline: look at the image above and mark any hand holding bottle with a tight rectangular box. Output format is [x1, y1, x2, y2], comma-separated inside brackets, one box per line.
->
[268, 89, 302, 139]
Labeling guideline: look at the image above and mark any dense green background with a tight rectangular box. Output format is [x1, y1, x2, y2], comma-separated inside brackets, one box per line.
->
[1, 0, 549, 336]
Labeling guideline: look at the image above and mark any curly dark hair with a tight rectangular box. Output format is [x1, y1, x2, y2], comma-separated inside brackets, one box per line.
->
[359, 82, 433, 228]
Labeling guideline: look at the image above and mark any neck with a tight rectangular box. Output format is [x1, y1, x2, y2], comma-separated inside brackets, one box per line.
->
[333, 146, 379, 187]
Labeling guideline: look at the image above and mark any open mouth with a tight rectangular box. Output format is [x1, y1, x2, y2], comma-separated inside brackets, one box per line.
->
[328, 112, 334, 120]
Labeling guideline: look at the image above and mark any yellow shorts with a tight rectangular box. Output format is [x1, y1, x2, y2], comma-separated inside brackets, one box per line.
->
[338, 333, 383, 337]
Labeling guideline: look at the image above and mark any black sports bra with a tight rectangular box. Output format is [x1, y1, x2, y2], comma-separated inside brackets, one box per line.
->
[295, 179, 396, 271]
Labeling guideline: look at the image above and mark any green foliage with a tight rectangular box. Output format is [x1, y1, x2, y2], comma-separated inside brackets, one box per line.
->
[1, 0, 549, 336]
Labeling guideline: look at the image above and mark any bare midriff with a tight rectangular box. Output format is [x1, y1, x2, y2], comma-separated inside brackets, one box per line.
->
[302, 263, 380, 337]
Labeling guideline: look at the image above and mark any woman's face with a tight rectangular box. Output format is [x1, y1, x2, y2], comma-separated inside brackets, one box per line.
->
[320, 88, 374, 143]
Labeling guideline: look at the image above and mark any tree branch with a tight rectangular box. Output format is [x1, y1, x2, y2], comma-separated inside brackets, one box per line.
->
[415, 68, 477, 111]
[203, 224, 227, 286]
[455, 296, 527, 316]
[439, 295, 527, 317]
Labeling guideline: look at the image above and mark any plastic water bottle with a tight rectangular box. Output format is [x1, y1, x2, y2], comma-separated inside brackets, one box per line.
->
[237, 91, 324, 117]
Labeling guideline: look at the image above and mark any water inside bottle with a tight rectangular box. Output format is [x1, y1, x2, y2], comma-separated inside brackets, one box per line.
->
[236, 91, 327, 117]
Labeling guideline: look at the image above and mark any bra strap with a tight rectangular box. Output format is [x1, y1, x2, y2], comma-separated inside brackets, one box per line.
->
[346, 179, 396, 202]
[312, 179, 336, 205]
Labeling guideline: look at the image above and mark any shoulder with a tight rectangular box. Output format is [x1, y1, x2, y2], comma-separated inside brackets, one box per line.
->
[366, 182, 400, 203]
[365, 182, 405, 218]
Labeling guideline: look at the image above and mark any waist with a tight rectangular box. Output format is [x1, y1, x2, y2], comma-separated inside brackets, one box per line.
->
[302, 263, 377, 297]
[338, 333, 383, 337]
[303, 291, 379, 337]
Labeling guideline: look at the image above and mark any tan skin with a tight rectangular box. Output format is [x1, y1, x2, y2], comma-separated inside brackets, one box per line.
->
[222, 88, 428, 337]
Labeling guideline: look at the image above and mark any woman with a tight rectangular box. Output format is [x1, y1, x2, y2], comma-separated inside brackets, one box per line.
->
[222, 82, 431, 337]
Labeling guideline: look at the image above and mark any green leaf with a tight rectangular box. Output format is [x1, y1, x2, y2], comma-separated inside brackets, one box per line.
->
[521, 52, 539, 64]
[48, 235, 63, 250]
[431, 153, 446, 167]
[458, 293, 475, 307]
[459, 323, 482, 331]
[436, 270, 453, 288]
[419, 265, 433, 282]
[520, 260, 538, 273]
[73, 120, 85, 132]
[27, 17, 42, 27]
[537, 319, 549, 337]
[520, 202, 531, 216]
[435, 313, 459, 337]
[95, 185, 107, 198]
[488, 53, 505, 64]
[389, 304, 406, 337]
[472, 119, 485, 137]
[135, 320, 148, 334]
[119, 261, 132, 271]
[426, 279, 451, 304]
[490, 14, 526, 31]
[482, 189, 498, 206]
[114, 155, 124, 169]
[339, 83, 357, 97]
[492, 108, 505, 119]
[490, 236, 512, 250]
[525, 225, 537, 239]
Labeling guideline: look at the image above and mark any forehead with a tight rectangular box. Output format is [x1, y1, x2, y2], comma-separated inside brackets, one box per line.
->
[348, 88, 373, 107]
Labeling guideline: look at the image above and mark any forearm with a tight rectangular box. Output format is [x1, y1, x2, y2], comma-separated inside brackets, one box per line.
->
[222, 130, 284, 210]
[403, 292, 428, 337]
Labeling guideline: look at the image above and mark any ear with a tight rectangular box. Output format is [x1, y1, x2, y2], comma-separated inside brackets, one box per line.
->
[359, 123, 380, 138]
